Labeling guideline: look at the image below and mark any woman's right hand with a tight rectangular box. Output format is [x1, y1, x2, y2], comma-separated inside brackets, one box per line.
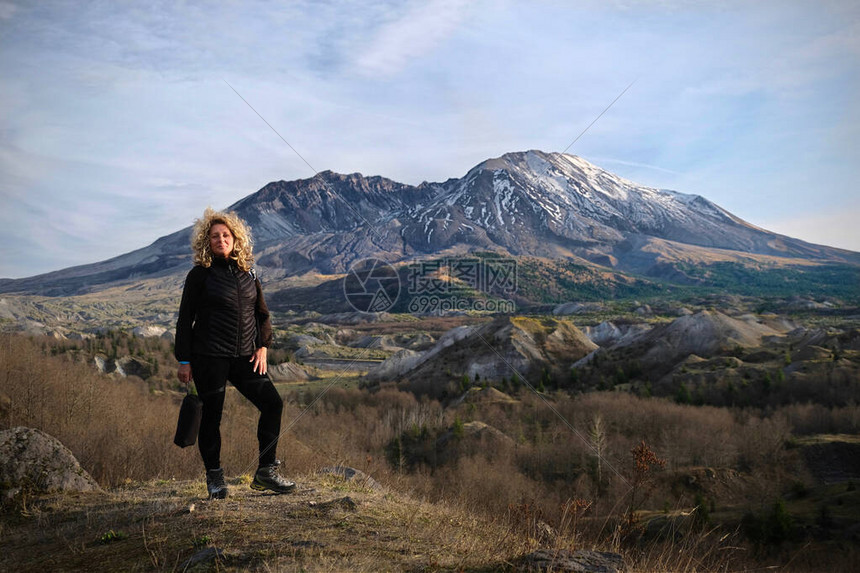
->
[177, 363, 192, 384]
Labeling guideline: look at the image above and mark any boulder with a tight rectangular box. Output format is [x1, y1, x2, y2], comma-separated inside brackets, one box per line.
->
[518, 549, 625, 572]
[0, 427, 101, 494]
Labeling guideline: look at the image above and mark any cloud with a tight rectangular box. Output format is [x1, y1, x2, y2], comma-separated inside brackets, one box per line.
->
[591, 157, 681, 177]
[351, 0, 471, 77]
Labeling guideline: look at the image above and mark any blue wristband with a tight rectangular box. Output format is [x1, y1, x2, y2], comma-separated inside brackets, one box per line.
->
[179, 361, 190, 365]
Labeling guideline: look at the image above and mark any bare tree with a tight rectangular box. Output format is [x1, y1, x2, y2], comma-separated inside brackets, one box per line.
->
[589, 413, 607, 492]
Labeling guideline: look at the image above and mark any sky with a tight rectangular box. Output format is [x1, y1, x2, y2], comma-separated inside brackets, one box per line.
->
[1, 0, 859, 279]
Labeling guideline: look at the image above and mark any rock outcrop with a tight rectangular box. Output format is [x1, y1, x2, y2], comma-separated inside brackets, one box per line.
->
[93, 355, 153, 379]
[0, 426, 100, 494]
[364, 348, 422, 381]
[578, 310, 792, 375]
[386, 316, 597, 398]
[268, 362, 313, 382]
[583, 321, 652, 347]
[518, 549, 625, 572]
[132, 325, 167, 338]
[114, 356, 153, 378]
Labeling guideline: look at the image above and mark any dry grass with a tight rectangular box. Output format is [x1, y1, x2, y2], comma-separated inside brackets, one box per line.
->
[0, 333, 314, 485]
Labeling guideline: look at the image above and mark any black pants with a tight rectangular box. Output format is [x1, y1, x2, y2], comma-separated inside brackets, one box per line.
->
[192, 355, 283, 471]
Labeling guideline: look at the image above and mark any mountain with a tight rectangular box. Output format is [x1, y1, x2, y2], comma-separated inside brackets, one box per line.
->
[2, 150, 858, 297]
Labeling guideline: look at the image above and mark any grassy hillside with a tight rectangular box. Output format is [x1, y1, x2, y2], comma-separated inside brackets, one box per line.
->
[2, 333, 860, 572]
[1, 471, 524, 572]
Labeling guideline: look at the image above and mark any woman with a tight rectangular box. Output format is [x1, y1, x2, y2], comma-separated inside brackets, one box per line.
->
[175, 207, 295, 499]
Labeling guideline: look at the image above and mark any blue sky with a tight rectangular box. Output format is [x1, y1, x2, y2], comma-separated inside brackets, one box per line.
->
[1, 0, 858, 279]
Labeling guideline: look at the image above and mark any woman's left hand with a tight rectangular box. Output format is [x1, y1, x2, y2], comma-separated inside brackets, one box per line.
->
[250, 347, 268, 375]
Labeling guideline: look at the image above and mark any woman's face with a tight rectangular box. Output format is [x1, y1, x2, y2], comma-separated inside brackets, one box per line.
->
[209, 223, 234, 258]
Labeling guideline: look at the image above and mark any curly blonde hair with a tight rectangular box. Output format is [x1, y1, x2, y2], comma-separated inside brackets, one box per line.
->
[191, 207, 255, 271]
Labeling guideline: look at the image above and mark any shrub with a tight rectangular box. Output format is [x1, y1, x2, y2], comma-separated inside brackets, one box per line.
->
[741, 499, 796, 547]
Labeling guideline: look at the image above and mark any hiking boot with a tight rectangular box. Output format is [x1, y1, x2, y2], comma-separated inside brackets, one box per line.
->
[206, 468, 229, 499]
[251, 460, 296, 494]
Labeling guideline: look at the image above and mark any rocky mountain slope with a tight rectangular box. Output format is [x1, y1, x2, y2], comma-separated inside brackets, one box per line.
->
[366, 315, 598, 399]
[571, 310, 860, 407]
[605, 310, 793, 372]
[3, 150, 857, 297]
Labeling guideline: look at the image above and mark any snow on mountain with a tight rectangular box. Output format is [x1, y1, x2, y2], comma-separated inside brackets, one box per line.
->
[394, 150, 817, 264]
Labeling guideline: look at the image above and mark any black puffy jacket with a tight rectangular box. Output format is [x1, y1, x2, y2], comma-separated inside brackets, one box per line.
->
[174, 257, 273, 360]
